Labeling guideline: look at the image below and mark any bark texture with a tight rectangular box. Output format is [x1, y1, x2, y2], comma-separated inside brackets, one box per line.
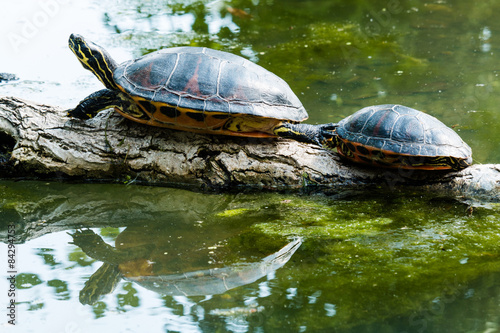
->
[0, 96, 498, 203]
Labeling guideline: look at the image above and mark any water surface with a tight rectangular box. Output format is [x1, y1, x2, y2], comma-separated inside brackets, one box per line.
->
[1, 1, 500, 332]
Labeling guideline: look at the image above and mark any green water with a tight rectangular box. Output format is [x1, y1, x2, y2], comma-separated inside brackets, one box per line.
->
[1, 0, 500, 332]
[1, 181, 500, 332]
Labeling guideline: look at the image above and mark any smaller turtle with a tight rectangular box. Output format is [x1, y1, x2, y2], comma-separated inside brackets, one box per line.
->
[66, 34, 325, 144]
[322, 104, 472, 170]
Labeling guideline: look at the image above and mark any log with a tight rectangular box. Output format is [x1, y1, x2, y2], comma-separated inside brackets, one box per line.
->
[0, 96, 498, 203]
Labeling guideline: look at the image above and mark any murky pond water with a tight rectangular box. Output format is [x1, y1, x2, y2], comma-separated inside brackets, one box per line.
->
[1, 181, 500, 332]
[2, 0, 500, 332]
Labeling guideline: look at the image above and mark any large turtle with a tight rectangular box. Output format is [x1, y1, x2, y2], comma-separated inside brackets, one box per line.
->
[66, 34, 322, 143]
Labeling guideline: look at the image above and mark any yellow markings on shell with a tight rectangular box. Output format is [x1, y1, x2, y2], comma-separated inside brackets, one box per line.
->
[116, 93, 277, 137]
[336, 137, 458, 170]
[224, 116, 281, 134]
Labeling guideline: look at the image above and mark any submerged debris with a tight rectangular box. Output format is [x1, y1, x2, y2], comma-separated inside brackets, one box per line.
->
[0, 73, 19, 83]
[210, 305, 265, 317]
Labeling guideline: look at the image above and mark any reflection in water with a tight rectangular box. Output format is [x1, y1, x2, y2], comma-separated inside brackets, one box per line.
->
[128, 237, 301, 297]
[2, 181, 500, 331]
[70, 228, 301, 305]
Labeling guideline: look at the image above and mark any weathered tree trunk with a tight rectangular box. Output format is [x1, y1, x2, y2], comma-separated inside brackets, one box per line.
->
[0, 96, 498, 203]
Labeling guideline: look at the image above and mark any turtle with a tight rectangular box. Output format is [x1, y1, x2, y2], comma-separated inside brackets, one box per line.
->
[70, 229, 301, 305]
[323, 104, 472, 170]
[66, 34, 324, 144]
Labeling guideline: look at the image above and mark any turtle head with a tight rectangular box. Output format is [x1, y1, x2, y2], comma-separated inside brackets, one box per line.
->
[69, 34, 118, 90]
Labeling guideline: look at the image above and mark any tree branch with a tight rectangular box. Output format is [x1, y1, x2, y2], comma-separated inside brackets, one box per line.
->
[0, 96, 498, 203]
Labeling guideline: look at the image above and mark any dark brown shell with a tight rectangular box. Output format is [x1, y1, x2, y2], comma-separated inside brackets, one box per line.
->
[113, 47, 307, 123]
[337, 105, 471, 159]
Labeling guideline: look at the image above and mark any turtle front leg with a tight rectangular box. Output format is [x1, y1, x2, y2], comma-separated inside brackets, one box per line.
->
[274, 122, 338, 147]
[67, 89, 123, 119]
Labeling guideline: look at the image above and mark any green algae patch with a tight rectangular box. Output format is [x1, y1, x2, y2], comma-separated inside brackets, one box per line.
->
[216, 208, 252, 218]
[230, 194, 500, 329]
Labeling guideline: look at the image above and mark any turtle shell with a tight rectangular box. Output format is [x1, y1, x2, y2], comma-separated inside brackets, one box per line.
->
[113, 47, 307, 136]
[334, 104, 472, 170]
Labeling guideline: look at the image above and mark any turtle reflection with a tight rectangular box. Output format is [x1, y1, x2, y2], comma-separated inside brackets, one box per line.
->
[70, 228, 301, 305]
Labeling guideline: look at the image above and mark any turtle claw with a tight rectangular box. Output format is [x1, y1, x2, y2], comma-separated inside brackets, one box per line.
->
[316, 123, 337, 147]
